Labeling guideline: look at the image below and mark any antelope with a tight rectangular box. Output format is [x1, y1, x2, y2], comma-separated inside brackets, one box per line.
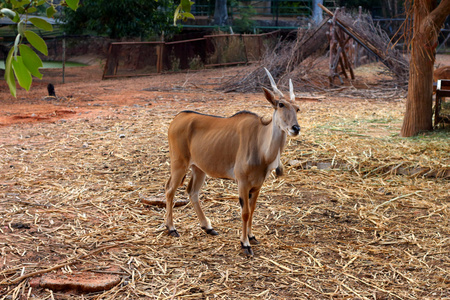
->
[434, 66, 450, 83]
[164, 68, 300, 256]
[433, 66, 450, 93]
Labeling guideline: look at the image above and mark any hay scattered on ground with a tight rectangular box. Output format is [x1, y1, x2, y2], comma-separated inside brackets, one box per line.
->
[0, 70, 449, 299]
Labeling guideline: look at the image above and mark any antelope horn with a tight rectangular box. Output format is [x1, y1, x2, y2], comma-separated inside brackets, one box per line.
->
[289, 79, 295, 101]
[264, 67, 284, 97]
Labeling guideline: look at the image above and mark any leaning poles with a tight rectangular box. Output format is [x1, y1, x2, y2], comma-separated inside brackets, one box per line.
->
[326, 7, 355, 86]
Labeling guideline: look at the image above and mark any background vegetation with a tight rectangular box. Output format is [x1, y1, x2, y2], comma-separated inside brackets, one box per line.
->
[62, 0, 178, 39]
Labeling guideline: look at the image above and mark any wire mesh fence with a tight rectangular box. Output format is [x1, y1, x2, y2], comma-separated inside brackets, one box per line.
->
[102, 31, 280, 79]
[164, 38, 208, 72]
[103, 42, 164, 78]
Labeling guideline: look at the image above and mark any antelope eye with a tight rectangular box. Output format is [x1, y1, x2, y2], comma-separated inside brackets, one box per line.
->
[278, 102, 284, 108]
[296, 108, 300, 112]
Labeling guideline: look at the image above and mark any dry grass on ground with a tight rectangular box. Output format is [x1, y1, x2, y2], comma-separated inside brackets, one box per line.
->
[0, 63, 449, 299]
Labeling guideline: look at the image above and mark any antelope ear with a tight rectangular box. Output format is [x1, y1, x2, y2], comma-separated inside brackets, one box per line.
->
[262, 87, 277, 108]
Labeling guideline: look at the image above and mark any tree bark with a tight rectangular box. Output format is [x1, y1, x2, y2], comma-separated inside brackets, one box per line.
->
[400, 0, 450, 137]
[214, 0, 228, 26]
[313, 0, 324, 25]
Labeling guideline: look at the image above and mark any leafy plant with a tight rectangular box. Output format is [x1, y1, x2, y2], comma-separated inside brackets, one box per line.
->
[232, 4, 256, 33]
[62, 0, 194, 39]
[207, 33, 246, 64]
[169, 50, 181, 71]
[1, 0, 196, 97]
[173, 0, 195, 25]
[63, 0, 179, 39]
[1, 0, 79, 97]
[189, 55, 204, 70]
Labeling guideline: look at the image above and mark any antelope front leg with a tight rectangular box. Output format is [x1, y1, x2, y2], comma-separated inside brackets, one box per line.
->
[238, 184, 253, 256]
[247, 188, 261, 245]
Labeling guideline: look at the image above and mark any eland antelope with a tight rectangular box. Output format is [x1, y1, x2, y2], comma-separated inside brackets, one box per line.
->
[164, 68, 300, 256]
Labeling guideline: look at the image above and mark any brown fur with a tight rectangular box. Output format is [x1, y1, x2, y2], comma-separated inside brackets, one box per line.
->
[164, 86, 300, 256]
[434, 66, 450, 82]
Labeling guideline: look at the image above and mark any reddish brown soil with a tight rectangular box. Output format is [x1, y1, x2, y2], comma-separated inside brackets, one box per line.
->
[0, 64, 255, 129]
[1, 55, 449, 128]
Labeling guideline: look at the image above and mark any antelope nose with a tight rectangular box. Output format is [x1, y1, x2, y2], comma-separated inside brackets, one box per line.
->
[292, 125, 300, 135]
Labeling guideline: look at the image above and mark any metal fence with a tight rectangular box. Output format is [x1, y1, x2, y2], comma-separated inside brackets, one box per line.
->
[193, 0, 313, 17]
[102, 31, 280, 79]
[164, 38, 208, 72]
[187, 0, 338, 29]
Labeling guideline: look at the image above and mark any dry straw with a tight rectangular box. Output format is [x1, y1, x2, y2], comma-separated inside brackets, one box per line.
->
[0, 66, 449, 299]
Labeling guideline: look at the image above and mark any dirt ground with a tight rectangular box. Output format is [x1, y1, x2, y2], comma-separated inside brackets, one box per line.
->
[1, 55, 449, 128]
[0, 57, 449, 299]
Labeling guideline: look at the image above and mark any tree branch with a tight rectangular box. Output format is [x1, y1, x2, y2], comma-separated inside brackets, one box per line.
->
[429, 0, 450, 28]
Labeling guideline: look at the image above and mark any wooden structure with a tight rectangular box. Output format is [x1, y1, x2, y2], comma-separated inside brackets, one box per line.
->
[327, 7, 355, 86]
[434, 79, 450, 127]
[320, 4, 408, 80]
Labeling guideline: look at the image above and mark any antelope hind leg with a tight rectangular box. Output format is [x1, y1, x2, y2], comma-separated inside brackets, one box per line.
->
[165, 167, 187, 237]
[187, 166, 219, 236]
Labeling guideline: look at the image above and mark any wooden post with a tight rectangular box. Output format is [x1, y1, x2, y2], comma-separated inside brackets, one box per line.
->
[326, 5, 358, 85]
[338, 55, 348, 79]
[102, 44, 112, 79]
[156, 44, 163, 73]
[103, 43, 120, 78]
[336, 23, 355, 80]
[156, 34, 165, 73]
[62, 34, 66, 84]
[328, 8, 339, 86]
[354, 6, 362, 67]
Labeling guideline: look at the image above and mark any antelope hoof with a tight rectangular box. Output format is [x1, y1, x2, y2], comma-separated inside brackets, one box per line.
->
[241, 242, 254, 256]
[275, 166, 284, 177]
[249, 236, 259, 245]
[202, 227, 219, 236]
[168, 229, 180, 237]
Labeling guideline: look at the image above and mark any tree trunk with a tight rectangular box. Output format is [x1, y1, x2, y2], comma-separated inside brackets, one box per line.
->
[312, 0, 324, 25]
[400, 0, 450, 137]
[214, 0, 228, 26]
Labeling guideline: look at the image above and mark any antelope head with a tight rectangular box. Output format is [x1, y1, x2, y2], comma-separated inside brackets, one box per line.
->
[263, 68, 300, 137]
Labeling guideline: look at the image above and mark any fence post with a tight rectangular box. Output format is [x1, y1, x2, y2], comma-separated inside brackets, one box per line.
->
[156, 43, 164, 73]
[62, 33, 66, 84]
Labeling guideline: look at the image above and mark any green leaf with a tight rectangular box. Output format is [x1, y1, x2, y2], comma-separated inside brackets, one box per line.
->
[11, 0, 27, 8]
[24, 30, 48, 55]
[26, 7, 37, 14]
[173, 5, 181, 25]
[19, 44, 43, 79]
[182, 12, 195, 20]
[29, 17, 53, 31]
[5, 48, 17, 97]
[0, 8, 17, 19]
[46, 6, 57, 18]
[12, 13, 20, 23]
[12, 56, 32, 91]
[65, 0, 80, 11]
[37, 0, 46, 6]
[181, 0, 191, 12]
